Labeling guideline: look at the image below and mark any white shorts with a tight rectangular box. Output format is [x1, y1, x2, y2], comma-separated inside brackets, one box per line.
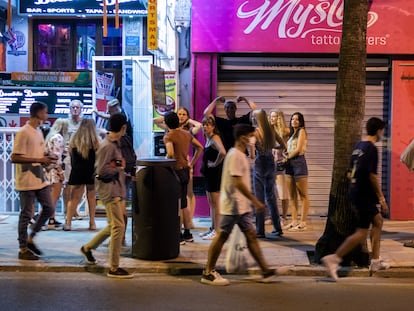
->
[275, 173, 289, 200]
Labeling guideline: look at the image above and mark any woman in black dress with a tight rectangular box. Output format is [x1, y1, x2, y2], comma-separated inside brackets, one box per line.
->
[200, 115, 226, 240]
[64, 119, 100, 231]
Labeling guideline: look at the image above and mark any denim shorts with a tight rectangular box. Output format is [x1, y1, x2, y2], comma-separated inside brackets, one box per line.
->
[219, 212, 255, 234]
[285, 155, 308, 178]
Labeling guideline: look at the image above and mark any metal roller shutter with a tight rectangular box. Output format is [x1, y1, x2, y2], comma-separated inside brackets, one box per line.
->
[216, 65, 389, 216]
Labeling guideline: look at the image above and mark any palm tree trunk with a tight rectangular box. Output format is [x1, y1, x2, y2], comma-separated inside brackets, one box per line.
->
[314, 0, 369, 266]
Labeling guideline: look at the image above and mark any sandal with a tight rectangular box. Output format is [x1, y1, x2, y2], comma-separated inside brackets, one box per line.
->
[403, 240, 414, 248]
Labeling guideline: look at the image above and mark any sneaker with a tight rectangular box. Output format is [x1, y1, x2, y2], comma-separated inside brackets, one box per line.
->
[201, 270, 230, 286]
[202, 229, 216, 240]
[107, 267, 133, 279]
[288, 222, 307, 232]
[271, 230, 284, 236]
[321, 254, 341, 281]
[182, 232, 194, 242]
[260, 269, 277, 283]
[199, 228, 213, 237]
[369, 258, 390, 274]
[48, 219, 63, 230]
[80, 246, 97, 265]
[30, 214, 39, 225]
[73, 215, 83, 221]
[19, 248, 39, 261]
[27, 241, 43, 256]
[63, 224, 71, 231]
[282, 222, 298, 230]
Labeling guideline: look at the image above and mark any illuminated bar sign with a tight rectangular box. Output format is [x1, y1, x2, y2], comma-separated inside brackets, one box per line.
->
[147, 0, 158, 50]
[0, 86, 93, 115]
[18, 0, 147, 16]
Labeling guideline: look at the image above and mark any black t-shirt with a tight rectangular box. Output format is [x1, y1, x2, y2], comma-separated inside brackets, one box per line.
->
[215, 112, 252, 151]
[348, 140, 378, 204]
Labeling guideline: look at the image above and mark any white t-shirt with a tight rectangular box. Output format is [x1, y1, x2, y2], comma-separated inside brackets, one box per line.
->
[13, 124, 49, 191]
[219, 147, 253, 215]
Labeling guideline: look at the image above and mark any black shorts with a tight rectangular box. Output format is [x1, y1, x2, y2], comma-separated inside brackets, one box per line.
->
[352, 201, 380, 229]
[175, 167, 189, 209]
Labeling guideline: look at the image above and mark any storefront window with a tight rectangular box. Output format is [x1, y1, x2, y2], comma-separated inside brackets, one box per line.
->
[37, 24, 71, 70]
[34, 20, 123, 71]
[76, 24, 96, 70]
[103, 27, 122, 69]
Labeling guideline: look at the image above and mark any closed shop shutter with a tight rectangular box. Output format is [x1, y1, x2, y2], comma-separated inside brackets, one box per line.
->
[216, 65, 389, 216]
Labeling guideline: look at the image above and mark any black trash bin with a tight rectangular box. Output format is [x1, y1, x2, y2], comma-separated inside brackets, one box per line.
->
[132, 158, 180, 260]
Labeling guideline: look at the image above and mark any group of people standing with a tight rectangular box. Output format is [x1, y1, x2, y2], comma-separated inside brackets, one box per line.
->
[12, 99, 135, 279]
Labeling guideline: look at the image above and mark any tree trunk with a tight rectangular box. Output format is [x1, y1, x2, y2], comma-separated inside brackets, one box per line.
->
[314, 0, 369, 266]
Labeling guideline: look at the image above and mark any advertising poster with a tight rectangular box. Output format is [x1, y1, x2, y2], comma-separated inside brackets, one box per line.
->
[153, 71, 176, 131]
[390, 61, 414, 220]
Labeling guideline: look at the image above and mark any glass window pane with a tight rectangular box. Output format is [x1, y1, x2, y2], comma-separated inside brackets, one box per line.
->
[76, 24, 96, 70]
[36, 24, 71, 70]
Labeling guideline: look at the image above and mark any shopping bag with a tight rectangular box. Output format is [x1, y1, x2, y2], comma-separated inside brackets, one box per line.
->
[225, 226, 248, 273]
[400, 139, 414, 171]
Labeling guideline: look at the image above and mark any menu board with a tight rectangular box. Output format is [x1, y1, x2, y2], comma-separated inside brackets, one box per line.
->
[0, 86, 93, 115]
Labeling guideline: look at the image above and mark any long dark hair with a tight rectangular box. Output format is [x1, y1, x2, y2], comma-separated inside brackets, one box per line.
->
[289, 112, 306, 138]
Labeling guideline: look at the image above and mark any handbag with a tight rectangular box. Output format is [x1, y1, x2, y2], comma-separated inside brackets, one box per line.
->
[276, 160, 287, 171]
[225, 226, 248, 273]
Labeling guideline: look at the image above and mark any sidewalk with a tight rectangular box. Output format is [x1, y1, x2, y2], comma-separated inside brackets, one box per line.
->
[1, 215, 414, 278]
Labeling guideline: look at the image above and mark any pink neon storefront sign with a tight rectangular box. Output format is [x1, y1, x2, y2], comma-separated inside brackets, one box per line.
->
[192, 0, 414, 54]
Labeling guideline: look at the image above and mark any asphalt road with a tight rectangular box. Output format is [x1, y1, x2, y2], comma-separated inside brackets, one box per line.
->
[1, 272, 413, 311]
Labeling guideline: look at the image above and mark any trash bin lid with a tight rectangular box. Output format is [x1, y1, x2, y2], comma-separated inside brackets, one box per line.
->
[136, 158, 177, 167]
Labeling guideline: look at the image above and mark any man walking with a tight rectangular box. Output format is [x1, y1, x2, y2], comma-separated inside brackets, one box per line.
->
[80, 113, 132, 279]
[201, 124, 276, 285]
[11, 101, 57, 260]
[321, 117, 390, 281]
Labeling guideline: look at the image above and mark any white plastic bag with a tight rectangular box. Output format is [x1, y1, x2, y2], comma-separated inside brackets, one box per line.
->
[225, 226, 248, 273]
[400, 139, 414, 171]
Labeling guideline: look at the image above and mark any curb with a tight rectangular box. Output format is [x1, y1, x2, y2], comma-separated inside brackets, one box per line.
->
[2, 264, 414, 279]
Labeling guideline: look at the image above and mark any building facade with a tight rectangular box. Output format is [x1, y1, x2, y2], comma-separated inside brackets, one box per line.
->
[191, 0, 414, 220]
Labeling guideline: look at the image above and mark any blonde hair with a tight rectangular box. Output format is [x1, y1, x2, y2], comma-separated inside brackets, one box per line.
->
[46, 118, 69, 144]
[270, 110, 290, 141]
[253, 109, 275, 152]
[69, 119, 100, 159]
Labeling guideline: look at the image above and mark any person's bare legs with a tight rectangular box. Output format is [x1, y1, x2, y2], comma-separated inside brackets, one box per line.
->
[206, 191, 220, 230]
[286, 175, 298, 224]
[205, 230, 230, 273]
[187, 169, 196, 228]
[65, 185, 84, 228]
[295, 177, 309, 223]
[86, 184, 96, 230]
[370, 213, 383, 259]
[281, 199, 289, 220]
[336, 228, 369, 258]
[243, 228, 270, 273]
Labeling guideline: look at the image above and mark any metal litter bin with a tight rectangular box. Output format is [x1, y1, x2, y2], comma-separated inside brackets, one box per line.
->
[132, 158, 180, 260]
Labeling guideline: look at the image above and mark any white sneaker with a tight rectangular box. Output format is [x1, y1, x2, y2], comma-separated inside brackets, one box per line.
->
[201, 270, 230, 286]
[202, 229, 216, 240]
[369, 258, 390, 274]
[199, 228, 212, 237]
[321, 254, 341, 281]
